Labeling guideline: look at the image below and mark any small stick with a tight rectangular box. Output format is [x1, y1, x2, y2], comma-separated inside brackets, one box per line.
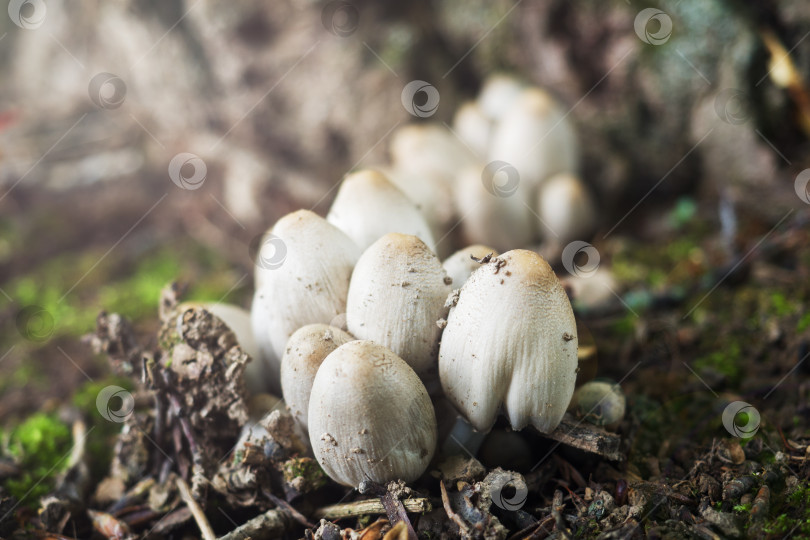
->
[216, 509, 291, 540]
[314, 497, 431, 519]
[439, 480, 469, 533]
[262, 489, 316, 528]
[176, 476, 215, 540]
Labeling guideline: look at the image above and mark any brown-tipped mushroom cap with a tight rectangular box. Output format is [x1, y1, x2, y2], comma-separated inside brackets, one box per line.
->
[280, 324, 354, 430]
[308, 340, 437, 488]
[346, 233, 452, 374]
[439, 249, 578, 433]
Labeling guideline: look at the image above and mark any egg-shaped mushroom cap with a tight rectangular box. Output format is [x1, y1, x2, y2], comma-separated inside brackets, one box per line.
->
[280, 323, 354, 430]
[308, 340, 437, 488]
[442, 245, 499, 290]
[326, 169, 436, 253]
[347, 233, 452, 374]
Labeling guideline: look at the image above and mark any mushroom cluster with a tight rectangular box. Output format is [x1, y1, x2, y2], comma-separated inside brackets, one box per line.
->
[201, 75, 601, 490]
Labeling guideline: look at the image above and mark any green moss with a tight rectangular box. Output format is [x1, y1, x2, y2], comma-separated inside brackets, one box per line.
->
[3, 413, 72, 505]
[797, 312, 810, 333]
[762, 481, 810, 537]
[282, 457, 327, 491]
[1, 242, 247, 347]
[694, 341, 742, 382]
[733, 503, 751, 513]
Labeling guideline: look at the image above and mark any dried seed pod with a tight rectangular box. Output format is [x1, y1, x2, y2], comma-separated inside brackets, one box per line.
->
[569, 381, 626, 430]
[489, 88, 579, 190]
[178, 301, 270, 394]
[326, 169, 436, 253]
[442, 245, 498, 290]
[280, 324, 354, 430]
[537, 173, 596, 243]
[308, 340, 437, 487]
[439, 250, 578, 433]
[250, 210, 360, 381]
[346, 233, 452, 374]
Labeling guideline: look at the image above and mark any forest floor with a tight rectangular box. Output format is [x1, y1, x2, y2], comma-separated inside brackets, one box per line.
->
[1, 184, 810, 540]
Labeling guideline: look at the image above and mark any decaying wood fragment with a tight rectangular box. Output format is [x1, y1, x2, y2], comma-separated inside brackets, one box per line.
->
[542, 414, 623, 461]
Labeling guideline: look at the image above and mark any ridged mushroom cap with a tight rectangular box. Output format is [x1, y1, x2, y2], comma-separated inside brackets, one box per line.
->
[439, 249, 578, 433]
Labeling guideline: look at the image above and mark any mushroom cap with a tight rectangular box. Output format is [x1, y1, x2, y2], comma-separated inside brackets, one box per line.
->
[377, 166, 457, 257]
[442, 245, 499, 290]
[488, 88, 579, 190]
[569, 381, 626, 428]
[477, 74, 525, 121]
[537, 173, 596, 243]
[346, 233, 452, 374]
[389, 123, 476, 182]
[452, 101, 491, 157]
[453, 164, 534, 252]
[326, 169, 436, 253]
[251, 210, 360, 375]
[439, 249, 578, 433]
[308, 340, 437, 488]
[280, 323, 354, 430]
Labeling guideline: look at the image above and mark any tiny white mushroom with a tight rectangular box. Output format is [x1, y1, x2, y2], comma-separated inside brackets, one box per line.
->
[326, 169, 436, 253]
[250, 210, 360, 381]
[308, 340, 437, 487]
[537, 173, 597, 243]
[569, 381, 626, 430]
[346, 233, 452, 375]
[280, 324, 354, 430]
[489, 87, 579, 192]
[439, 249, 578, 433]
[442, 245, 499, 290]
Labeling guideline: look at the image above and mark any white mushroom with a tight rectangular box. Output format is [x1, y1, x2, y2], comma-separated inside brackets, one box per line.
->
[439, 249, 578, 433]
[537, 173, 596, 243]
[477, 74, 525, 122]
[308, 340, 437, 487]
[489, 87, 579, 192]
[442, 245, 498, 290]
[453, 164, 534, 252]
[280, 324, 354, 430]
[452, 101, 491, 158]
[378, 166, 456, 256]
[389, 123, 476, 183]
[326, 169, 436, 253]
[569, 381, 626, 430]
[250, 210, 360, 381]
[347, 233, 452, 375]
